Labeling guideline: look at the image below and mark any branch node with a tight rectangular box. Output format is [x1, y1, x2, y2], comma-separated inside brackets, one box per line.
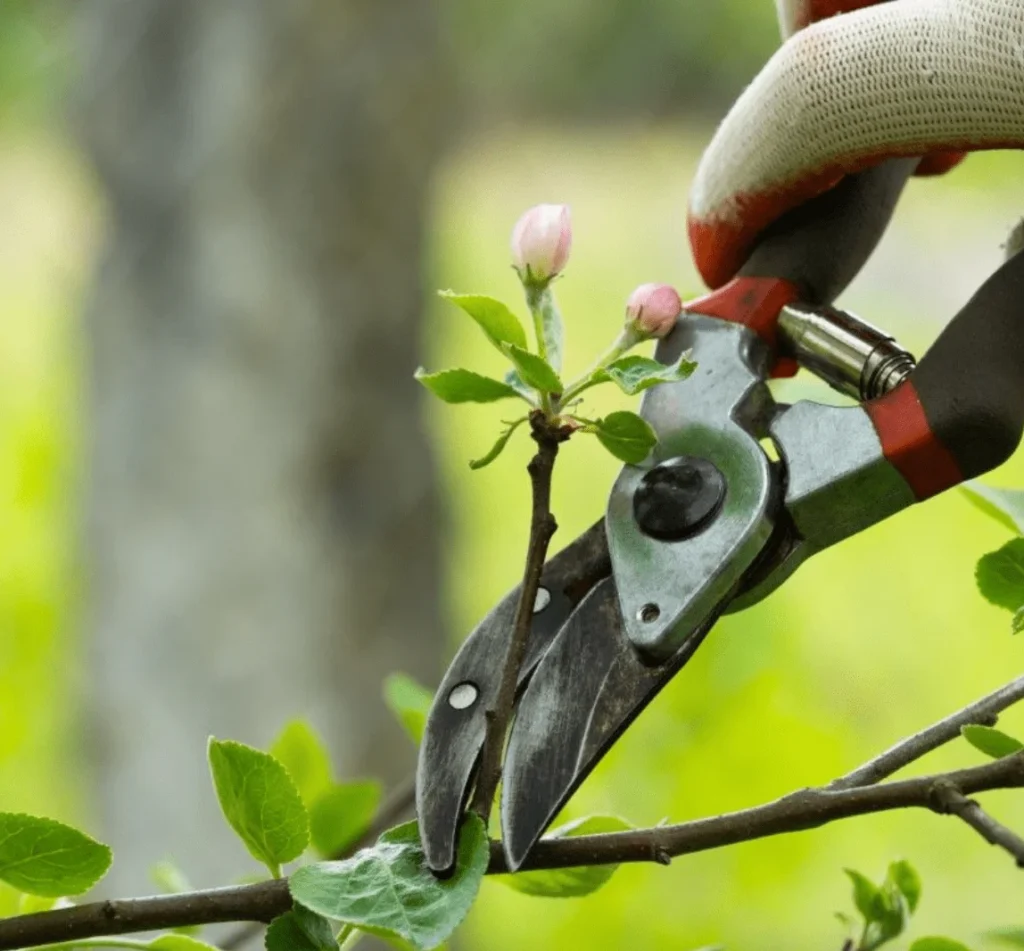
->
[652, 847, 672, 867]
[927, 778, 963, 815]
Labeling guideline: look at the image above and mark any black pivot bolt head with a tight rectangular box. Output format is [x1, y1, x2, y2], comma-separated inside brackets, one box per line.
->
[633, 456, 727, 542]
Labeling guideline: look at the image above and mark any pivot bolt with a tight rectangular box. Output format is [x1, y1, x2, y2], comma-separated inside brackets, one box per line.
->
[633, 456, 726, 542]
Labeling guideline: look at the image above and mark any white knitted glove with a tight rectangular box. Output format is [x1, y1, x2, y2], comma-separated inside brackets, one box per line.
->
[689, 0, 1024, 289]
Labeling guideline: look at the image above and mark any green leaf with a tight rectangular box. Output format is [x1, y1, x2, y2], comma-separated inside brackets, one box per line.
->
[590, 411, 657, 464]
[310, 781, 383, 857]
[886, 859, 921, 913]
[383, 673, 434, 745]
[149, 936, 222, 951]
[976, 539, 1024, 612]
[438, 292, 528, 352]
[961, 724, 1024, 759]
[844, 868, 883, 921]
[986, 927, 1024, 946]
[498, 815, 633, 897]
[600, 353, 697, 396]
[0, 813, 112, 897]
[909, 939, 973, 951]
[1013, 607, 1024, 635]
[501, 344, 562, 394]
[290, 816, 489, 951]
[414, 368, 524, 404]
[470, 417, 529, 470]
[265, 907, 337, 951]
[961, 482, 1024, 534]
[270, 720, 334, 807]
[207, 738, 310, 876]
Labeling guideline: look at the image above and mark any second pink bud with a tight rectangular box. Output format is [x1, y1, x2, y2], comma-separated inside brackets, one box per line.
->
[626, 283, 682, 338]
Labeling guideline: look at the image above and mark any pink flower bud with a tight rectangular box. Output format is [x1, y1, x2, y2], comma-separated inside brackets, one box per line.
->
[511, 204, 572, 283]
[626, 283, 682, 338]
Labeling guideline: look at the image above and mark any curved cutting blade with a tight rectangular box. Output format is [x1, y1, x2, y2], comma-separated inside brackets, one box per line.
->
[416, 521, 611, 873]
[499, 574, 720, 870]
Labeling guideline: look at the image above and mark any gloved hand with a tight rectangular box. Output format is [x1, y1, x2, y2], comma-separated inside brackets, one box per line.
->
[689, 0, 1024, 290]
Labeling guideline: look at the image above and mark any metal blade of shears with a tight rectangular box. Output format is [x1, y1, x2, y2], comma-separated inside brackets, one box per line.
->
[498, 575, 721, 870]
[416, 520, 611, 873]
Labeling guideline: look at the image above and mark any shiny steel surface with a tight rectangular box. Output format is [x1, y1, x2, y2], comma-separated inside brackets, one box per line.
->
[778, 303, 915, 400]
[606, 316, 777, 662]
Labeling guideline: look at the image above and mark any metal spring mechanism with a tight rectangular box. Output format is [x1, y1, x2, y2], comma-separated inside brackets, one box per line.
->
[777, 303, 916, 401]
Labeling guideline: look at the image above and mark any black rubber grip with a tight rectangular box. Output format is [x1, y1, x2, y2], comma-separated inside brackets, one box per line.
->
[913, 248, 1024, 479]
[740, 159, 918, 305]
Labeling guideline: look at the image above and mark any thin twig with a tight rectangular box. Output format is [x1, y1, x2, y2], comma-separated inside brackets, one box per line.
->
[470, 413, 564, 821]
[930, 782, 1024, 866]
[487, 752, 1024, 873]
[831, 674, 1024, 790]
[4, 754, 1024, 951]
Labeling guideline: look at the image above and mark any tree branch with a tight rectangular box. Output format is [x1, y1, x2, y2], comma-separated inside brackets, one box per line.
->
[471, 413, 564, 821]
[0, 882, 291, 951]
[930, 783, 1024, 866]
[831, 673, 1024, 790]
[486, 753, 1024, 873]
[3, 754, 1024, 950]
[4, 674, 1024, 947]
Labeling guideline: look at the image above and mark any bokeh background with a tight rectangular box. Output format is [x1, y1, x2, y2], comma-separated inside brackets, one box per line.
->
[1, 1, 1023, 948]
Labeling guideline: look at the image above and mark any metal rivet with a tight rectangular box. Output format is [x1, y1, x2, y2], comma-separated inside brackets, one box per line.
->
[533, 587, 551, 614]
[633, 456, 727, 542]
[448, 682, 478, 710]
[638, 603, 661, 624]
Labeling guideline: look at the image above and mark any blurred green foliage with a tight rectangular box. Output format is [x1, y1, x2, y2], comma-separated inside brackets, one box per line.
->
[444, 0, 778, 119]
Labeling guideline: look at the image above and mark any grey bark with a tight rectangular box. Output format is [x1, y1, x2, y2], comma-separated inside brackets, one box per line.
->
[73, 0, 448, 892]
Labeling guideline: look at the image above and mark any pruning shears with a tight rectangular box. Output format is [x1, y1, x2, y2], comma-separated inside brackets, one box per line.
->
[416, 158, 1024, 874]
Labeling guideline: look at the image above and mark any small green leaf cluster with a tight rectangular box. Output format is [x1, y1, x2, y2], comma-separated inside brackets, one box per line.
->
[963, 483, 1024, 632]
[838, 860, 921, 951]
[416, 218, 695, 469]
[198, 678, 490, 951]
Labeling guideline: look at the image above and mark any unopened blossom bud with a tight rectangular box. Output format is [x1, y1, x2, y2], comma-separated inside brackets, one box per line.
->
[626, 283, 682, 338]
[511, 204, 572, 284]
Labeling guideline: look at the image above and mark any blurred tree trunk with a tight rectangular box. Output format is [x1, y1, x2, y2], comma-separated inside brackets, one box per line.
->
[74, 0, 448, 891]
